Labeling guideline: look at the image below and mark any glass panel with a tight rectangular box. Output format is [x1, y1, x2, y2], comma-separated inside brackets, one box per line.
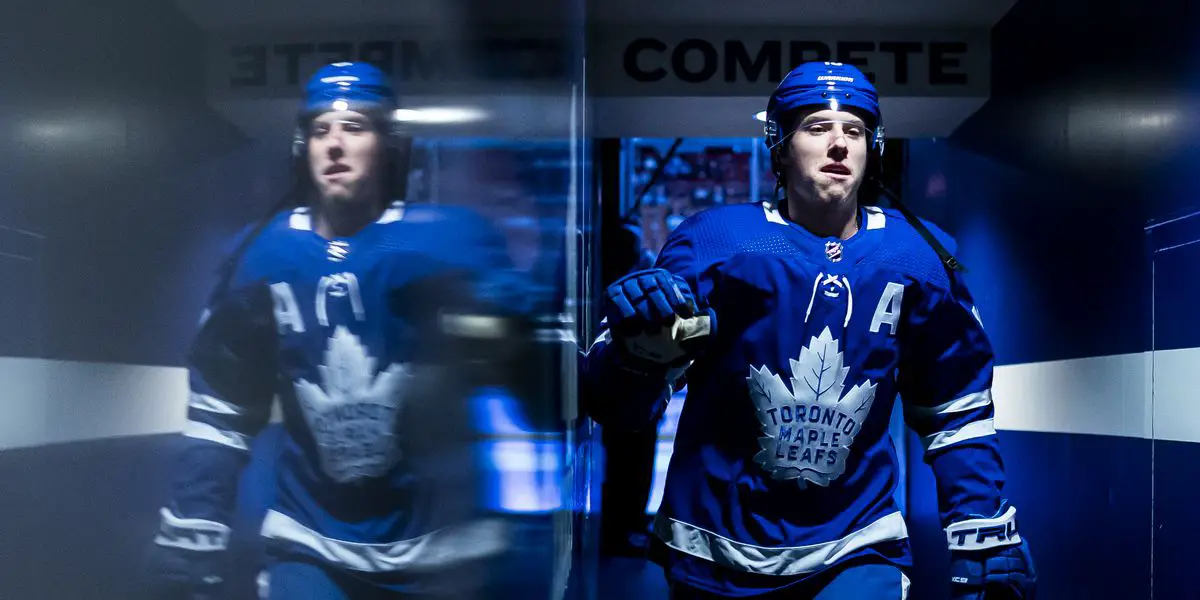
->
[0, 1, 586, 598]
[1147, 209, 1200, 598]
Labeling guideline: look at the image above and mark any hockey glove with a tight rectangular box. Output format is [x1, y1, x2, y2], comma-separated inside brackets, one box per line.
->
[947, 502, 1036, 600]
[603, 268, 714, 367]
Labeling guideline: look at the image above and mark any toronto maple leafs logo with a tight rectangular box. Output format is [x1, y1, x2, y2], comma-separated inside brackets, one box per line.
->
[294, 326, 411, 483]
[747, 326, 877, 488]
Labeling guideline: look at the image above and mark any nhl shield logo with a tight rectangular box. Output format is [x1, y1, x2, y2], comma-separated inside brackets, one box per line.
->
[824, 241, 843, 263]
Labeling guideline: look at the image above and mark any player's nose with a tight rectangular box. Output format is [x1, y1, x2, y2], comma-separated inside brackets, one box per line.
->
[323, 129, 346, 150]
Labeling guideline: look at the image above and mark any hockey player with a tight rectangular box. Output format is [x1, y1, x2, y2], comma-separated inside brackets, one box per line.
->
[582, 62, 1036, 599]
[147, 61, 516, 599]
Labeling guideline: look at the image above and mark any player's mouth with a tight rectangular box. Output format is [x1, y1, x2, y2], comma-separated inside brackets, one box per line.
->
[820, 163, 852, 178]
[324, 164, 351, 177]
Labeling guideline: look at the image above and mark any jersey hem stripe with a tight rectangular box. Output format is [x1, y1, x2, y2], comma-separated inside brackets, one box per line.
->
[652, 510, 909, 577]
[259, 509, 508, 573]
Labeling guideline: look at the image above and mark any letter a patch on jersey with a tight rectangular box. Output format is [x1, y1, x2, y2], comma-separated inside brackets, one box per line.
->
[747, 327, 878, 488]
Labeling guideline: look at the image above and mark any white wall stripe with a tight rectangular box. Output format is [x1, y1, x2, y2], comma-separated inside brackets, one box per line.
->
[1147, 347, 1200, 443]
[0, 357, 189, 451]
[990, 351, 1154, 439]
[0, 357, 280, 451]
[1, 348, 1198, 450]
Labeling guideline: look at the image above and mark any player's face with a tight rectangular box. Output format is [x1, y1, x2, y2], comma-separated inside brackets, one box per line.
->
[307, 111, 384, 205]
[782, 108, 870, 207]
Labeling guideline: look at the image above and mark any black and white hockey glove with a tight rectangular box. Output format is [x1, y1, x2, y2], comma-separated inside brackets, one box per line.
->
[947, 502, 1037, 600]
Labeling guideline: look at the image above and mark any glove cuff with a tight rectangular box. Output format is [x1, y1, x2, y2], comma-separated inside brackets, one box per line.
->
[945, 505, 1021, 552]
[154, 507, 232, 552]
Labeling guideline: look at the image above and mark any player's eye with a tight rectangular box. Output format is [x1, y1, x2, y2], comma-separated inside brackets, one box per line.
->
[804, 123, 831, 135]
[844, 125, 865, 139]
[309, 124, 331, 137]
[342, 121, 367, 133]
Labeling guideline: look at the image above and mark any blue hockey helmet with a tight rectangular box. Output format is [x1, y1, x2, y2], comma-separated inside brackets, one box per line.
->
[300, 61, 398, 117]
[764, 62, 884, 158]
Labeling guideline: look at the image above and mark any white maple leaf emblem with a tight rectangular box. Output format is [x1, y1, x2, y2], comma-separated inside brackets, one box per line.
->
[747, 326, 877, 488]
[294, 326, 411, 483]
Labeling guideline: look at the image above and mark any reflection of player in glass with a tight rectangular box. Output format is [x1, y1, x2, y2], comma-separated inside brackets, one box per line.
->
[147, 62, 510, 600]
[583, 62, 1036, 599]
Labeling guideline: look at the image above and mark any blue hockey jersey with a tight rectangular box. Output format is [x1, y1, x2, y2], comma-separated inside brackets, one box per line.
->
[582, 201, 1006, 596]
[154, 201, 512, 589]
